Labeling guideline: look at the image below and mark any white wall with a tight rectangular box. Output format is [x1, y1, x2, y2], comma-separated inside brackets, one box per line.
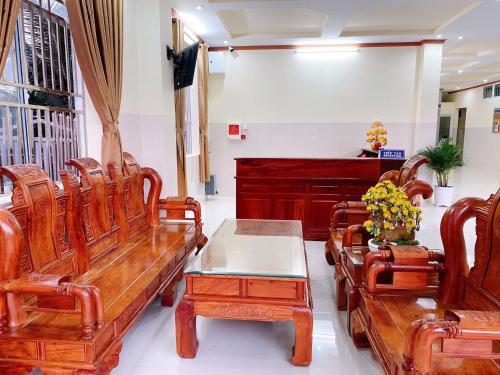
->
[208, 45, 443, 196]
[445, 88, 500, 180]
[84, 0, 179, 196]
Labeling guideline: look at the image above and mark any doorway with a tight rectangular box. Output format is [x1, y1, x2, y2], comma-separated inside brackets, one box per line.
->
[438, 116, 451, 143]
[456, 108, 467, 162]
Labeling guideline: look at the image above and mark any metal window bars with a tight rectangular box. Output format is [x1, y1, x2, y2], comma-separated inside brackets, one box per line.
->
[0, 0, 84, 193]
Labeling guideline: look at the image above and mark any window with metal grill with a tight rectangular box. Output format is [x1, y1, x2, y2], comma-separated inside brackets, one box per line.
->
[494, 84, 500, 97]
[483, 85, 493, 99]
[0, 0, 85, 191]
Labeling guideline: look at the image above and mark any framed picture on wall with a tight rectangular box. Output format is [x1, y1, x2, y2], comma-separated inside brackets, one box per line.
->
[493, 108, 500, 134]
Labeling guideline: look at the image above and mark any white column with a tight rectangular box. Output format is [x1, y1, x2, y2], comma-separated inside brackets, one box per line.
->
[412, 42, 444, 154]
[138, 0, 178, 197]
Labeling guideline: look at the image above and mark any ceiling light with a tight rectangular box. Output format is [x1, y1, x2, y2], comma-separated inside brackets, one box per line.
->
[295, 46, 360, 54]
[456, 86, 461, 89]
[458, 36, 463, 40]
[223, 40, 228, 45]
[196, 5, 203, 10]
[484, 79, 488, 82]
[458, 70, 463, 74]
[436, 34, 443, 38]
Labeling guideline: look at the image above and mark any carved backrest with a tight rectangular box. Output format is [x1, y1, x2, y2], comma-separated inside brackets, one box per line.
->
[108, 152, 162, 235]
[108, 152, 149, 238]
[397, 155, 429, 186]
[122, 152, 147, 220]
[439, 189, 500, 311]
[0, 165, 80, 278]
[64, 158, 119, 264]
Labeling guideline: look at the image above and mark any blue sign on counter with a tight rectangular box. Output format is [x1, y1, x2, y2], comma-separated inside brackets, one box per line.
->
[379, 149, 406, 159]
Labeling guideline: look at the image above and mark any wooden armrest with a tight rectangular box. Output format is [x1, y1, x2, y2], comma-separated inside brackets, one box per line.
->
[331, 208, 369, 230]
[330, 201, 369, 229]
[342, 224, 370, 247]
[158, 197, 203, 226]
[403, 179, 433, 201]
[403, 310, 500, 374]
[0, 273, 103, 339]
[378, 170, 399, 183]
[344, 201, 368, 209]
[364, 246, 445, 297]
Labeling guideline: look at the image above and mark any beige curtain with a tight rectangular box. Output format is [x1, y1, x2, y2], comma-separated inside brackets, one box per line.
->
[0, 0, 22, 74]
[197, 43, 210, 183]
[66, 0, 124, 167]
[173, 18, 187, 196]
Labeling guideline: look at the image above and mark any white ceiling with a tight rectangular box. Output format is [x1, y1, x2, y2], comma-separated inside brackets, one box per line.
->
[170, 0, 500, 90]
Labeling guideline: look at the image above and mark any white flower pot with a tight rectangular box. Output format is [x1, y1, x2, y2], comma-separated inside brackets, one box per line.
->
[368, 239, 380, 252]
[434, 186, 455, 207]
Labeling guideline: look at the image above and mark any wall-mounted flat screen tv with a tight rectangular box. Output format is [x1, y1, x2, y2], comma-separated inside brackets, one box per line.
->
[174, 42, 199, 90]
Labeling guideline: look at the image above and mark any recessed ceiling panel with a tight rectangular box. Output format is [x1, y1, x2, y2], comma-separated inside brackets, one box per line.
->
[216, 8, 328, 39]
[446, 38, 500, 57]
[341, 1, 479, 36]
[472, 60, 500, 71]
[441, 57, 480, 71]
[444, 71, 496, 82]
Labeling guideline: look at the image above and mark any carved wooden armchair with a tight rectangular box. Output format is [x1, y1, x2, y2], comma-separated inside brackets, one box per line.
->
[351, 189, 500, 374]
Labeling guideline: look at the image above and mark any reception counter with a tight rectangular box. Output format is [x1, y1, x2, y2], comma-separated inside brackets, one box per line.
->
[235, 158, 405, 240]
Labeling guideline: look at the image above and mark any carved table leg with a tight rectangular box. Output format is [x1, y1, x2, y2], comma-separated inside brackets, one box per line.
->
[324, 241, 335, 265]
[292, 306, 313, 366]
[346, 285, 359, 331]
[350, 308, 370, 349]
[196, 235, 208, 254]
[176, 299, 199, 358]
[160, 284, 177, 307]
[335, 266, 347, 311]
[160, 269, 184, 307]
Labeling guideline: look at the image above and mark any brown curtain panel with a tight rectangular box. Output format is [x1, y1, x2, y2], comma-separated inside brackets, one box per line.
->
[66, 0, 124, 167]
[173, 18, 187, 196]
[0, 0, 22, 74]
[197, 43, 210, 183]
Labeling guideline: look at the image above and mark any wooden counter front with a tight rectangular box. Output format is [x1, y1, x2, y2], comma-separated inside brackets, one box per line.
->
[235, 158, 405, 241]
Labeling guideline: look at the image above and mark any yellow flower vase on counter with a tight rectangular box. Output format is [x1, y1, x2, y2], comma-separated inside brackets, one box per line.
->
[366, 120, 388, 151]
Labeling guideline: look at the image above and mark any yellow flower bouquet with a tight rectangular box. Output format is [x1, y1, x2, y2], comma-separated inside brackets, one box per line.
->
[362, 180, 422, 244]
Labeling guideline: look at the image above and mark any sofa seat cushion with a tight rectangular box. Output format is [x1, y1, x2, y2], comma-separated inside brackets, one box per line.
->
[362, 294, 500, 374]
[1, 222, 196, 342]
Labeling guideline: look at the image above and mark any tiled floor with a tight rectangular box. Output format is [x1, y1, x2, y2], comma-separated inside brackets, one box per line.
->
[111, 166, 498, 375]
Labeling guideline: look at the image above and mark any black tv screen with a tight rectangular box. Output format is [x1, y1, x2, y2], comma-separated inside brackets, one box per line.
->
[174, 42, 199, 90]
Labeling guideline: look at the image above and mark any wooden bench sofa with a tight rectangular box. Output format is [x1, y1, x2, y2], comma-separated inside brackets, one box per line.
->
[324, 154, 430, 266]
[351, 189, 500, 374]
[0, 154, 207, 374]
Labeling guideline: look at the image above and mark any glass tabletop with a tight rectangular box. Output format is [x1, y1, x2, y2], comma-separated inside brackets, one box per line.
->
[185, 219, 307, 278]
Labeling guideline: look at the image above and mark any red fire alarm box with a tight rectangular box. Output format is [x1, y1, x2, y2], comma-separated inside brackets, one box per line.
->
[228, 123, 241, 140]
[228, 123, 247, 140]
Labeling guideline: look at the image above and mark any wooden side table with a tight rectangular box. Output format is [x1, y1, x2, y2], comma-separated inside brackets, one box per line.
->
[335, 245, 371, 348]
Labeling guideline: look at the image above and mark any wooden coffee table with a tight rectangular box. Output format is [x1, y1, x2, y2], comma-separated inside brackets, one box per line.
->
[175, 219, 313, 366]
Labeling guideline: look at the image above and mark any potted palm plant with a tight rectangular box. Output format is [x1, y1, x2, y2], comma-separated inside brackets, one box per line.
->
[418, 139, 462, 207]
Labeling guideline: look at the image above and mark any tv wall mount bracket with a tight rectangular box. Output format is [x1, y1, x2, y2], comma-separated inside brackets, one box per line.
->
[166, 45, 180, 66]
